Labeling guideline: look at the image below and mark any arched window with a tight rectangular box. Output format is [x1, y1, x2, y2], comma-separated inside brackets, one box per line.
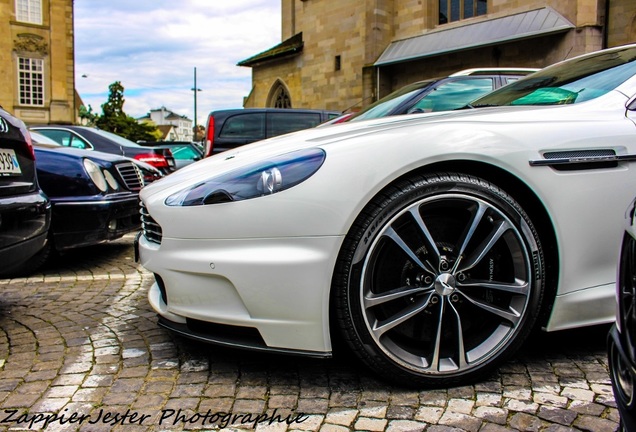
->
[268, 81, 292, 108]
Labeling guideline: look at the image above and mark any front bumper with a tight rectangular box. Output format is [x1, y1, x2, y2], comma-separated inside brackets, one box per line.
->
[138, 233, 344, 355]
[50, 194, 140, 250]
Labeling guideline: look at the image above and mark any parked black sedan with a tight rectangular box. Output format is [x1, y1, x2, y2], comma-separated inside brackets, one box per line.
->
[14, 136, 145, 274]
[608, 198, 636, 432]
[0, 108, 51, 277]
[31, 125, 176, 175]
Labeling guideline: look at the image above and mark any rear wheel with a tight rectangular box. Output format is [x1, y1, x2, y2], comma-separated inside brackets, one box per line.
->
[333, 173, 545, 387]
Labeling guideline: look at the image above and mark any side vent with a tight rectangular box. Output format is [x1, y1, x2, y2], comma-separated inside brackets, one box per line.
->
[529, 149, 636, 171]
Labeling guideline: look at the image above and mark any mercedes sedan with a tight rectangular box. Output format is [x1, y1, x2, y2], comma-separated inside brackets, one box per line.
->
[3, 132, 146, 276]
[33, 142, 143, 256]
[137, 44, 636, 387]
[31, 126, 176, 175]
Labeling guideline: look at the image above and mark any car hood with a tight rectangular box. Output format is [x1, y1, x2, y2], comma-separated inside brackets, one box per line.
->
[141, 90, 629, 199]
[34, 144, 128, 164]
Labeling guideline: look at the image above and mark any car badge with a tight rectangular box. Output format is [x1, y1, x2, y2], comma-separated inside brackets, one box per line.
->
[0, 118, 8, 134]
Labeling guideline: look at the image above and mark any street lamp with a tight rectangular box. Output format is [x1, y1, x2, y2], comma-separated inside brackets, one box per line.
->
[191, 67, 202, 142]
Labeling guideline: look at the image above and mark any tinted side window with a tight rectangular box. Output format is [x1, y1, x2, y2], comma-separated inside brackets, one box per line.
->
[408, 78, 494, 113]
[267, 113, 322, 137]
[219, 113, 266, 140]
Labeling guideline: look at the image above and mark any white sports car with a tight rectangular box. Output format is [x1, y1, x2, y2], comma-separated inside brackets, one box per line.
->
[138, 44, 636, 387]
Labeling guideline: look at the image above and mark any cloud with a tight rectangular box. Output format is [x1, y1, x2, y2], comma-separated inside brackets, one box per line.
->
[74, 0, 281, 125]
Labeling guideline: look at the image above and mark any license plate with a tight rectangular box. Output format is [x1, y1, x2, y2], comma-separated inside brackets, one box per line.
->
[0, 149, 21, 176]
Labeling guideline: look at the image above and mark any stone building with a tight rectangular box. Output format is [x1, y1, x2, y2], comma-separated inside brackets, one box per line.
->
[239, 0, 636, 113]
[0, 0, 76, 124]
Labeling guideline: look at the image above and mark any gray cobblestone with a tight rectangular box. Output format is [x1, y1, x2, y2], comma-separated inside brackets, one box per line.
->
[473, 406, 508, 424]
[0, 235, 622, 431]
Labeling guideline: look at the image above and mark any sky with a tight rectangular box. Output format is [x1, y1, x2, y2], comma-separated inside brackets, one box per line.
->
[74, 1, 282, 127]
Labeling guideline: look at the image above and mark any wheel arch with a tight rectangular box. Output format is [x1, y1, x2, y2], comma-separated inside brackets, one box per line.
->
[329, 159, 560, 345]
[402, 159, 559, 330]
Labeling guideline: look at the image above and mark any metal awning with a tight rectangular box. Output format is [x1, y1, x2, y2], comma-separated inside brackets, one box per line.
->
[375, 7, 574, 66]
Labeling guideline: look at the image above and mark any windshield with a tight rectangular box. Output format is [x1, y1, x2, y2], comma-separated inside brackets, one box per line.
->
[350, 80, 436, 121]
[471, 46, 636, 107]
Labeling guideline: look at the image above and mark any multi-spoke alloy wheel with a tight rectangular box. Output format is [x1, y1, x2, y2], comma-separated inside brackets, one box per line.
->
[334, 173, 545, 387]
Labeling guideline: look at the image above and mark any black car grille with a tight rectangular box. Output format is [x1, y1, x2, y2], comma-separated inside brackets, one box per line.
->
[115, 162, 144, 191]
[618, 230, 636, 363]
[140, 201, 162, 244]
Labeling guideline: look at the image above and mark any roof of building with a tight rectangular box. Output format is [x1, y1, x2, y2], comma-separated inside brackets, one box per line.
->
[238, 32, 304, 67]
[157, 124, 175, 140]
[375, 7, 574, 66]
[147, 107, 191, 122]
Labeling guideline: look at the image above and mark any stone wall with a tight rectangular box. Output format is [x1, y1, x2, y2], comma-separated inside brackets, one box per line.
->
[0, 0, 75, 124]
[247, 0, 636, 112]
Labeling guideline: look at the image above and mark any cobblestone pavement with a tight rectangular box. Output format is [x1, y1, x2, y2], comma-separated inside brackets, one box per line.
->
[0, 234, 621, 431]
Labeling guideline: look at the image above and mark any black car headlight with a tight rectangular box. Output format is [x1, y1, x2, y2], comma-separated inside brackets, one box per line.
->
[165, 148, 326, 206]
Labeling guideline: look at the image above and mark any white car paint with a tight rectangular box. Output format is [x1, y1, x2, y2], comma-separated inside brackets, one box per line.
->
[138, 45, 636, 385]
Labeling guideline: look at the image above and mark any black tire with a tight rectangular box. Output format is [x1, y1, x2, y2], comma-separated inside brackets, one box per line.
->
[333, 173, 545, 387]
[608, 230, 636, 431]
[609, 334, 636, 409]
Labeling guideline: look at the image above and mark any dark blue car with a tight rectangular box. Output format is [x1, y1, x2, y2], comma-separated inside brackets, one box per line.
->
[17, 133, 146, 273]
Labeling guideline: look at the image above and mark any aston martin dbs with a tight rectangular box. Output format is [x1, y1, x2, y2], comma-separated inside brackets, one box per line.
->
[138, 44, 636, 387]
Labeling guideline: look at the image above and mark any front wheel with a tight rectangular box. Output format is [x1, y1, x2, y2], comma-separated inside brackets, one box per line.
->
[333, 173, 545, 387]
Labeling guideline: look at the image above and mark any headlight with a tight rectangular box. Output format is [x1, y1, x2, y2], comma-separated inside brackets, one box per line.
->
[103, 170, 120, 191]
[83, 159, 108, 192]
[166, 148, 326, 206]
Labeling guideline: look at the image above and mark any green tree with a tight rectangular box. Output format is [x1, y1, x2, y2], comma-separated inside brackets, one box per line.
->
[78, 104, 99, 126]
[94, 81, 159, 142]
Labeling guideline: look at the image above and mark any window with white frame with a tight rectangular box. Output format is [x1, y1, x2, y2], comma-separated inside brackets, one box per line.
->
[18, 57, 44, 106]
[16, 0, 42, 24]
[15, 0, 42, 24]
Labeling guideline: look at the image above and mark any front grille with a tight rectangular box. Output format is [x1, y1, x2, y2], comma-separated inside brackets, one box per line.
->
[116, 162, 144, 191]
[140, 201, 162, 244]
